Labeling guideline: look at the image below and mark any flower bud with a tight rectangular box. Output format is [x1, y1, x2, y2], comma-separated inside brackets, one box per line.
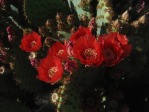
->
[38, 26, 46, 35]
[30, 58, 39, 68]
[6, 26, 15, 43]
[121, 10, 129, 22]
[57, 22, 66, 31]
[45, 19, 55, 30]
[44, 36, 54, 47]
[0, 0, 7, 8]
[131, 21, 139, 28]
[64, 60, 78, 74]
[57, 33, 64, 39]
[6, 26, 14, 35]
[138, 14, 148, 24]
[56, 13, 63, 23]
[70, 26, 77, 34]
[67, 14, 75, 25]
[112, 19, 122, 30]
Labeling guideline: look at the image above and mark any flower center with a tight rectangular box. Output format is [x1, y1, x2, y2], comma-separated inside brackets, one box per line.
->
[30, 41, 36, 47]
[57, 49, 64, 56]
[48, 67, 58, 78]
[84, 48, 97, 60]
[104, 48, 116, 60]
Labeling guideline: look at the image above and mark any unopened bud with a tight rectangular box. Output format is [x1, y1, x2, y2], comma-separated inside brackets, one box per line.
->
[57, 22, 66, 31]
[64, 60, 78, 74]
[138, 15, 147, 24]
[0, 0, 7, 8]
[121, 10, 129, 22]
[131, 21, 139, 28]
[38, 26, 46, 35]
[56, 13, 63, 23]
[57, 33, 64, 39]
[67, 14, 75, 25]
[6, 26, 14, 35]
[44, 37, 53, 47]
[30, 58, 39, 68]
[112, 19, 122, 30]
[45, 19, 55, 30]
[70, 26, 77, 34]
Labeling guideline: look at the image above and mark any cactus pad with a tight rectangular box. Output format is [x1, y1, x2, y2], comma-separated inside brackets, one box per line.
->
[96, 0, 113, 35]
[67, 0, 92, 20]
[23, 0, 70, 26]
[11, 47, 43, 93]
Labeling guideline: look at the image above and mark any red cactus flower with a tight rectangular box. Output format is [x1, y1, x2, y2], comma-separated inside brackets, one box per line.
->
[73, 34, 103, 66]
[20, 31, 42, 52]
[48, 42, 68, 61]
[70, 26, 91, 43]
[99, 32, 132, 66]
[37, 56, 63, 84]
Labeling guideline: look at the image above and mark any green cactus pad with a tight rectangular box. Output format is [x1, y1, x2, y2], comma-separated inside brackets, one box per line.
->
[67, 0, 92, 20]
[23, 0, 70, 26]
[54, 67, 102, 112]
[11, 47, 43, 93]
[96, 0, 112, 35]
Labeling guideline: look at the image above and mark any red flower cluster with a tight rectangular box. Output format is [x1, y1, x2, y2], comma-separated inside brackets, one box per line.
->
[20, 27, 132, 84]
[20, 31, 42, 52]
[37, 42, 68, 84]
[70, 27, 132, 67]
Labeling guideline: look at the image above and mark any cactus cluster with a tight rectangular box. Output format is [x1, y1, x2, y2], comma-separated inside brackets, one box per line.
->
[0, 0, 149, 112]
